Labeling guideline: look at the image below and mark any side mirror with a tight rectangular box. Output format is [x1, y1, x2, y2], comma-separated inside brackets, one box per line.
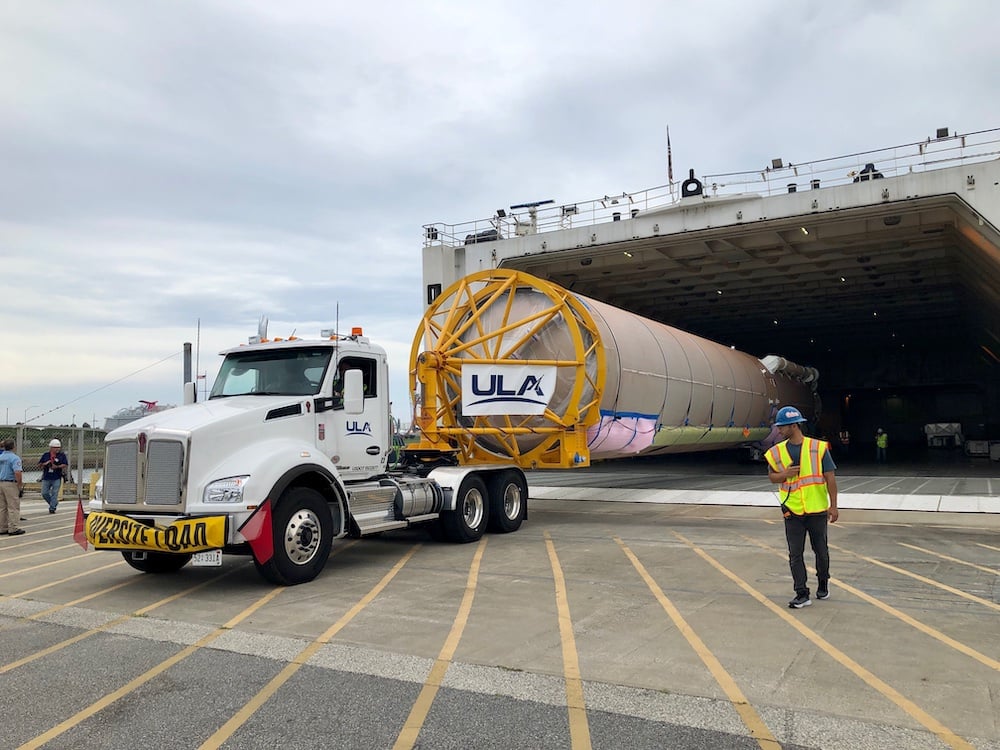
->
[183, 381, 197, 405]
[343, 369, 364, 414]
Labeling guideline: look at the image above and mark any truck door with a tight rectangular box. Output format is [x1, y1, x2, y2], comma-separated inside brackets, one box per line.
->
[320, 355, 387, 480]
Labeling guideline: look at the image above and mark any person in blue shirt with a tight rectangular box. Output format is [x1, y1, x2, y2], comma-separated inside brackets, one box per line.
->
[38, 438, 68, 513]
[0, 438, 26, 535]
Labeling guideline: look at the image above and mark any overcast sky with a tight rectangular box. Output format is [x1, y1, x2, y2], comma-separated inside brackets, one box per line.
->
[2, 0, 998, 429]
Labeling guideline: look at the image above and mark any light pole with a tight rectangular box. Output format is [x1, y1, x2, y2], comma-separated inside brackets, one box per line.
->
[24, 405, 40, 423]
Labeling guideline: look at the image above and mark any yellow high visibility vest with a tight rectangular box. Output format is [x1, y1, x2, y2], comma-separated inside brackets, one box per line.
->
[765, 437, 831, 515]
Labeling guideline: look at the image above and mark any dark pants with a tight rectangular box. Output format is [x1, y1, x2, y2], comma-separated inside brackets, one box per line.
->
[784, 512, 830, 597]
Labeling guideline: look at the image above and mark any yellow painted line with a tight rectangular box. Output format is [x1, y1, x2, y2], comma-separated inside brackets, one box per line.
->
[673, 531, 975, 750]
[198, 543, 420, 750]
[0, 564, 244, 676]
[976, 542, 1000, 553]
[393, 539, 486, 750]
[0, 560, 125, 608]
[0, 552, 97, 579]
[742, 535, 1000, 673]
[22, 572, 145, 621]
[16, 577, 283, 750]
[544, 531, 592, 750]
[615, 537, 779, 749]
[897, 542, 999, 576]
[830, 543, 1000, 612]
[0, 543, 83, 565]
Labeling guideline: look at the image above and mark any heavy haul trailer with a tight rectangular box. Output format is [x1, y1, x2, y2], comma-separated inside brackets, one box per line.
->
[79, 269, 818, 585]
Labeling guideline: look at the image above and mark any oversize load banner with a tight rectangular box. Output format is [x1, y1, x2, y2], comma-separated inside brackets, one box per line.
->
[86, 512, 227, 553]
[461, 364, 556, 416]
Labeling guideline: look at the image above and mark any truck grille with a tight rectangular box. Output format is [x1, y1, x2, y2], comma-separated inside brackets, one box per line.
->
[146, 441, 184, 505]
[104, 439, 185, 508]
[105, 442, 138, 505]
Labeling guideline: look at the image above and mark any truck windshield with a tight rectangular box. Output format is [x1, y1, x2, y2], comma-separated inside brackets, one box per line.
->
[209, 347, 332, 398]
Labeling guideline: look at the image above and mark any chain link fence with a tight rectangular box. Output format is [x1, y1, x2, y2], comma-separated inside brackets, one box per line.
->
[0, 424, 107, 501]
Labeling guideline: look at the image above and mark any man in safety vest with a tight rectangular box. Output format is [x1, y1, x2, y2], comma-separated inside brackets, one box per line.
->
[765, 406, 839, 609]
[875, 428, 888, 463]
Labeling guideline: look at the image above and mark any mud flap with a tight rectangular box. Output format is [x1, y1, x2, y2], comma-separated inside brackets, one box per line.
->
[239, 499, 274, 564]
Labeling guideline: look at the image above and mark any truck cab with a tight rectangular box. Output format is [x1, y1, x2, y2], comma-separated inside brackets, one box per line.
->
[209, 332, 390, 481]
[82, 325, 527, 586]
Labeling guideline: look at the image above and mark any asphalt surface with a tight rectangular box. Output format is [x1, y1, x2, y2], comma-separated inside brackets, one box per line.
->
[1, 463, 998, 750]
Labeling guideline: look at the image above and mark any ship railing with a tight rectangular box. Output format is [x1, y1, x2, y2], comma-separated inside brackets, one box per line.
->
[422, 127, 1000, 248]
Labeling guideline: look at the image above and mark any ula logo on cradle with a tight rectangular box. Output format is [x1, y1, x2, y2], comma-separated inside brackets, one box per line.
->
[462, 364, 556, 416]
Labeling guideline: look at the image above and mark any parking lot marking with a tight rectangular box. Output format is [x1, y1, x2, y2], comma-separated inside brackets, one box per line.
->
[743, 535, 1000, 673]
[0, 560, 124, 607]
[16, 582, 285, 750]
[976, 542, 1000, 553]
[615, 537, 780, 749]
[897, 542, 1000, 576]
[830, 543, 1000, 612]
[545, 531, 592, 750]
[198, 543, 420, 750]
[673, 531, 977, 750]
[1, 564, 245, 675]
[394, 539, 486, 750]
[0, 542, 77, 578]
[18, 569, 144, 620]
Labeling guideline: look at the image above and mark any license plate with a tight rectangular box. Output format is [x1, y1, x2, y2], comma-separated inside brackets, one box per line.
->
[191, 549, 223, 567]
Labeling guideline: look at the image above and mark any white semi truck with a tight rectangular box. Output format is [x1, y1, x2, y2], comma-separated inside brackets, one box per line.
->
[80, 269, 818, 584]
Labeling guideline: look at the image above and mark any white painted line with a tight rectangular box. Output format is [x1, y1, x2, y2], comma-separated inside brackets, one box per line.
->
[528, 487, 1000, 513]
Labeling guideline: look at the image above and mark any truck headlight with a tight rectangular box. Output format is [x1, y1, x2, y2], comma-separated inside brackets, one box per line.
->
[204, 476, 250, 503]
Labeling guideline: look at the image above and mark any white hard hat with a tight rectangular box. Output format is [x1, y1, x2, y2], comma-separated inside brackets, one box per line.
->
[49, 438, 61, 448]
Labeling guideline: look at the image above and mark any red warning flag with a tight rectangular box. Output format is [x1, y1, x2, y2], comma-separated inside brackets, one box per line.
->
[73, 500, 88, 550]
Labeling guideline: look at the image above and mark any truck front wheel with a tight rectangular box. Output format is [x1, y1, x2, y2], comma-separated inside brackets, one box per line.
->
[440, 475, 489, 543]
[254, 487, 333, 585]
[121, 550, 192, 574]
[487, 469, 527, 533]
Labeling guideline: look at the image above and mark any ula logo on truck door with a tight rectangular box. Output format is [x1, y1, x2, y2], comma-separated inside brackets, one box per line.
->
[462, 364, 556, 415]
[345, 421, 372, 436]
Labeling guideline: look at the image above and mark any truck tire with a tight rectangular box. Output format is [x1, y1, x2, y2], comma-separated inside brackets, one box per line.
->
[440, 475, 489, 543]
[254, 487, 333, 585]
[487, 469, 527, 533]
[121, 550, 192, 574]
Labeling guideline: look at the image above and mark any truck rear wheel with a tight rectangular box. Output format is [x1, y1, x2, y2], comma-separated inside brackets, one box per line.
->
[121, 550, 192, 574]
[440, 475, 489, 543]
[487, 469, 527, 533]
[254, 487, 333, 585]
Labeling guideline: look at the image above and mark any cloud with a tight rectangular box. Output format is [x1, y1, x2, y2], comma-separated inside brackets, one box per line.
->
[1, 0, 998, 426]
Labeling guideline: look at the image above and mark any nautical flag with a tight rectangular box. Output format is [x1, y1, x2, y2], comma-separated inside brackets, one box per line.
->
[667, 126, 674, 183]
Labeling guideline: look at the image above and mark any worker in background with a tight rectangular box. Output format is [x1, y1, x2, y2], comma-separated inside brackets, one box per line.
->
[765, 406, 839, 609]
[875, 428, 888, 463]
[0, 437, 26, 535]
[39, 438, 69, 513]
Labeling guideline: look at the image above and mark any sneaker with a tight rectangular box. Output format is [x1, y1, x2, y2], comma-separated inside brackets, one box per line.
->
[8, 529, 25, 536]
[817, 587, 830, 600]
[788, 594, 812, 609]
[49, 508, 56, 514]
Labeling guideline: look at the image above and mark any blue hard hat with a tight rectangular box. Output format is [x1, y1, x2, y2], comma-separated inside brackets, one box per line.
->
[774, 406, 807, 426]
